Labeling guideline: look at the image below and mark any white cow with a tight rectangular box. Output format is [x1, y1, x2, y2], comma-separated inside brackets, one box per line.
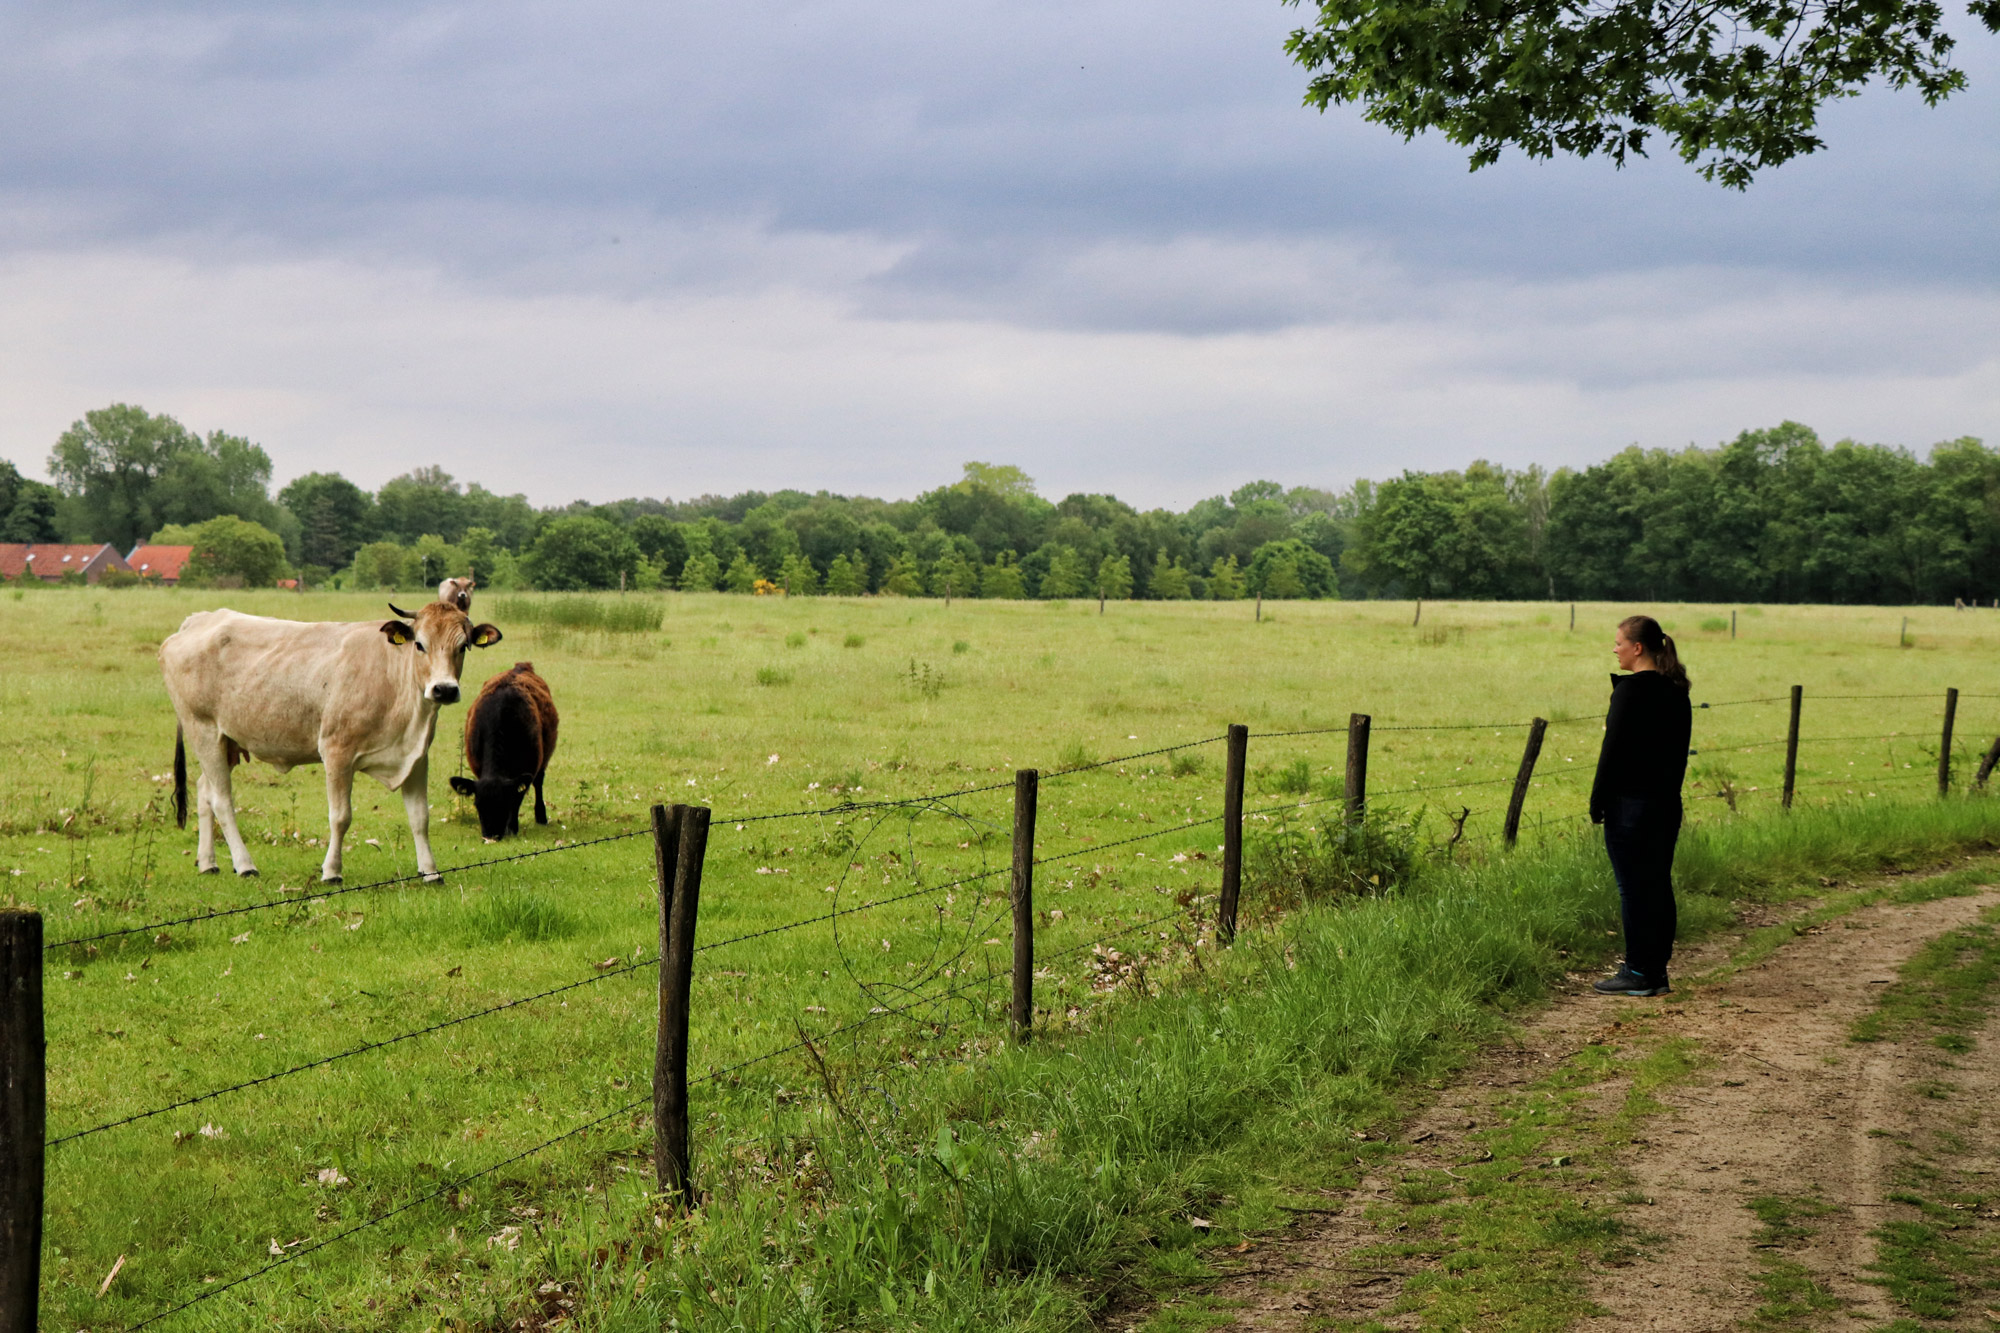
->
[160, 600, 502, 883]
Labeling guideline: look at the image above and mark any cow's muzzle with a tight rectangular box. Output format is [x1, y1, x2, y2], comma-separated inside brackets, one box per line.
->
[430, 682, 461, 704]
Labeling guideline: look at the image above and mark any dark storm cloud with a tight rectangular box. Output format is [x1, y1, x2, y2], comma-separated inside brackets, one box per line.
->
[2, 0, 1994, 337]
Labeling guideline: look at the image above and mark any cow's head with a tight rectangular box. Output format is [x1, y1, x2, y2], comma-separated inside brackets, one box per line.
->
[380, 602, 501, 704]
[448, 773, 529, 841]
[438, 576, 474, 612]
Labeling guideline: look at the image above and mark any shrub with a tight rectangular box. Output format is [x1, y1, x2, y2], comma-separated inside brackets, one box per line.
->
[182, 515, 291, 588]
[756, 666, 794, 686]
[1247, 810, 1421, 907]
[843, 633, 865, 648]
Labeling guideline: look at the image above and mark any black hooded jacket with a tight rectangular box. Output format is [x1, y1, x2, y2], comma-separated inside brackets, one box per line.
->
[1590, 671, 1693, 822]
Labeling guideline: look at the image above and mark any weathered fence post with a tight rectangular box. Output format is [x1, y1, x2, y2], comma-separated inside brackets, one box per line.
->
[1731, 610, 1737, 640]
[0, 909, 43, 1333]
[1254, 594, 1262, 624]
[1345, 714, 1372, 827]
[1412, 600, 1422, 628]
[654, 803, 707, 1211]
[1011, 769, 1038, 1041]
[1978, 736, 2000, 789]
[1569, 603, 1575, 632]
[1782, 685, 1803, 811]
[1939, 688, 1960, 797]
[1503, 719, 1549, 847]
[1218, 726, 1248, 946]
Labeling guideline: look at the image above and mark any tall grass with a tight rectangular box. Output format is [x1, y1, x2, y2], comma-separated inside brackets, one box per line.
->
[490, 594, 664, 633]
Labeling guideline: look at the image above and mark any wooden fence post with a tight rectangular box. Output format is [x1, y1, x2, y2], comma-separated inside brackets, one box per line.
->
[1345, 714, 1372, 827]
[1569, 603, 1575, 631]
[1011, 769, 1038, 1041]
[1412, 600, 1421, 628]
[1939, 688, 1959, 797]
[1731, 610, 1737, 640]
[1218, 726, 1248, 946]
[1503, 719, 1548, 847]
[0, 909, 43, 1333]
[654, 803, 707, 1211]
[1782, 686, 1803, 811]
[1977, 736, 2000, 789]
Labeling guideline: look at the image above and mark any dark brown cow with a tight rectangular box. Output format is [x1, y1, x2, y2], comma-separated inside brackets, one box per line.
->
[449, 662, 559, 841]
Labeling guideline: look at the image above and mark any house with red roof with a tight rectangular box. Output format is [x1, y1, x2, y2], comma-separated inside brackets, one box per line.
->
[126, 544, 196, 584]
[0, 544, 134, 584]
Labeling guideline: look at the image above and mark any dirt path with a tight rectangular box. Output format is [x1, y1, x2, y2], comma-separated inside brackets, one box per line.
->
[1133, 876, 2000, 1333]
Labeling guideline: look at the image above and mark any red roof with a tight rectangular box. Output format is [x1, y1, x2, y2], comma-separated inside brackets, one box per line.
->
[0, 544, 132, 582]
[127, 545, 195, 581]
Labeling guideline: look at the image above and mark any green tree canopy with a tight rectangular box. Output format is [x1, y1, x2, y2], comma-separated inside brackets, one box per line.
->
[182, 516, 291, 589]
[0, 458, 59, 542]
[48, 405, 291, 552]
[523, 516, 638, 591]
[1285, 0, 1995, 188]
[280, 472, 375, 570]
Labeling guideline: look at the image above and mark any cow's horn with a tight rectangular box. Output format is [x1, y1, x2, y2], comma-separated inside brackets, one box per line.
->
[388, 602, 416, 619]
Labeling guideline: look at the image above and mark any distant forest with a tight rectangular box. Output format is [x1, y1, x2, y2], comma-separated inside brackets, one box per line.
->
[3, 405, 1996, 604]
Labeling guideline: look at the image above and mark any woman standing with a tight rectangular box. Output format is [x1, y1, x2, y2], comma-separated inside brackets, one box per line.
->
[1589, 614, 1692, 997]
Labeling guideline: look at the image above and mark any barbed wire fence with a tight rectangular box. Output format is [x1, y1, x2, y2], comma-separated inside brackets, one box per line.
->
[3, 682, 1994, 1327]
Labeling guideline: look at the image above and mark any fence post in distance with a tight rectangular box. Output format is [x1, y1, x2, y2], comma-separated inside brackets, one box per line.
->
[1503, 719, 1548, 847]
[1731, 610, 1737, 640]
[1011, 769, 1038, 1041]
[1413, 600, 1421, 628]
[1219, 726, 1248, 946]
[1939, 688, 1959, 797]
[1782, 686, 1803, 811]
[655, 804, 707, 1211]
[1569, 603, 1575, 632]
[1345, 715, 1372, 828]
[1976, 736, 2000, 789]
[0, 909, 43, 1333]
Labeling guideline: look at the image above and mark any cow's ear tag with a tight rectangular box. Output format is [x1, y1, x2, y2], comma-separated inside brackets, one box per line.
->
[449, 776, 477, 796]
[380, 621, 415, 646]
[470, 624, 503, 648]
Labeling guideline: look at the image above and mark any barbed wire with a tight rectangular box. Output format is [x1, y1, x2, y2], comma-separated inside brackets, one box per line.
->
[44, 827, 653, 953]
[46, 952, 663, 1149]
[1041, 734, 1230, 778]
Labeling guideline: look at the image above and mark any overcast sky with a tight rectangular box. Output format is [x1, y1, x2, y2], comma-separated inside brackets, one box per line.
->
[1, 0, 1995, 510]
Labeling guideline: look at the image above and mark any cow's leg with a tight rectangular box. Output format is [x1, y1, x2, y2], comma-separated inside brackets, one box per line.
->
[533, 771, 548, 825]
[321, 753, 355, 885]
[197, 737, 258, 877]
[401, 753, 442, 883]
[195, 772, 218, 874]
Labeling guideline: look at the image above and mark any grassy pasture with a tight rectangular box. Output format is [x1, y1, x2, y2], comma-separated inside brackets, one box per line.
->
[4, 587, 1999, 1330]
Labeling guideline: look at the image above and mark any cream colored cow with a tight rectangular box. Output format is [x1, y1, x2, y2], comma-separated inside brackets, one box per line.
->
[160, 601, 502, 883]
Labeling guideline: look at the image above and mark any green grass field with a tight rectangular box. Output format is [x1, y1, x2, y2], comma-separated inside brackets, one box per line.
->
[4, 587, 1999, 1330]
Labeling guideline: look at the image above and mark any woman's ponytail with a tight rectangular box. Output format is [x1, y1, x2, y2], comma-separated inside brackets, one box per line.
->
[1620, 614, 1691, 692]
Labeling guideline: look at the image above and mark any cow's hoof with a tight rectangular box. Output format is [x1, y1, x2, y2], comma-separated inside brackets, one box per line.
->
[199, 866, 220, 876]
[321, 875, 343, 886]
[422, 872, 445, 885]
[237, 868, 259, 878]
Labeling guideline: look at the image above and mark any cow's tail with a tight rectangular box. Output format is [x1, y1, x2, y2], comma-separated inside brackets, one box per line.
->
[173, 725, 188, 829]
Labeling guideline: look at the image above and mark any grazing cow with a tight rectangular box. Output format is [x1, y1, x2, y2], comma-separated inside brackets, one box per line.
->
[449, 663, 560, 841]
[439, 576, 474, 612]
[161, 601, 503, 882]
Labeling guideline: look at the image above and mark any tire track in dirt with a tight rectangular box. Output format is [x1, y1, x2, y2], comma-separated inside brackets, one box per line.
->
[1124, 875, 2000, 1333]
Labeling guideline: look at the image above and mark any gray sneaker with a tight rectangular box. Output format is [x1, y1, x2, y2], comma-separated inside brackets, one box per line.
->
[1593, 967, 1670, 997]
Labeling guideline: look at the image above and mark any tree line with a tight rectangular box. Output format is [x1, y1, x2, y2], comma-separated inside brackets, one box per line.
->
[4, 406, 1995, 603]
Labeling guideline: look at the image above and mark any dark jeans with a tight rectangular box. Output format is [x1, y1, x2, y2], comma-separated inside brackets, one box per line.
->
[1603, 794, 1681, 982]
